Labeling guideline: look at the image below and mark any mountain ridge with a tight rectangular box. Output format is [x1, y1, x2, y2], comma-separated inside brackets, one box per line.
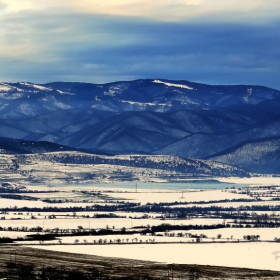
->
[0, 79, 279, 174]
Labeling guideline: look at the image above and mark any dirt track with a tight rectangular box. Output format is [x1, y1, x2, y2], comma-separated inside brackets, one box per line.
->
[0, 245, 280, 279]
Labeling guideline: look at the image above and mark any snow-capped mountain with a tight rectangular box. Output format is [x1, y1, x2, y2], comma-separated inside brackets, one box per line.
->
[0, 79, 280, 174]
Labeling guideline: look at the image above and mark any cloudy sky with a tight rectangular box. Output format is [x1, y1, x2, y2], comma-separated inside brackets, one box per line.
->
[0, 0, 279, 88]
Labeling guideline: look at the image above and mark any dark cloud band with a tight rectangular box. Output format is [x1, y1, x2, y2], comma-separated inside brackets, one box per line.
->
[0, 11, 279, 89]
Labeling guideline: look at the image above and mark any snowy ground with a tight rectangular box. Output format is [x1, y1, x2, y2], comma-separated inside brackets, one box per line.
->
[168, 227, 280, 242]
[2, 177, 280, 272]
[172, 200, 280, 208]
[32, 242, 280, 271]
[217, 177, 280, 186]
[106, 189, 251, 204]
[1, 217, 226, 234]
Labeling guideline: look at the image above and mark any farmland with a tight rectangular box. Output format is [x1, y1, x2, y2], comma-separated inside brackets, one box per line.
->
[1, 177, 280, 278]
[1, 246, 280, 280]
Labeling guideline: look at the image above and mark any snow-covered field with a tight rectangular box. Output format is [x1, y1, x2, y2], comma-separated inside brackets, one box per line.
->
[0, 198, 48, 208]
[0, 197, 108, 208]
[173, 200, 280, 208]
[106, 189, 251, 204]
[0, 231, 28, 238]
[32, 242, 280, 271]
[1, 217, 214, 230]
[0, 188, 253, 207]
[17, 233, 191, 244]
[173, 227, 280, 242]
[2, 177, 280, 272]
[217, 177, 280, 186]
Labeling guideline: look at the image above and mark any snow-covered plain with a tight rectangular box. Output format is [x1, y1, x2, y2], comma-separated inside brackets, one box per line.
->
[173, 227, 280, 242]
[0, 197, 110, 208]
[17, 233, 191, 245]
[2, 177, 280, 272]
[217, 177, 280, 186]
[106, 189, 251, 204]
[32, 242, 280, 271]
[0, 198, 48, 208]
[0, 217, 222, 231]
[173, 200, 280, 208]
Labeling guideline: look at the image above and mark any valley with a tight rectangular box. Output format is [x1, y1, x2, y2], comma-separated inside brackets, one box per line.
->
[0, 79, 280, 278]
[1, 176, 280, 278]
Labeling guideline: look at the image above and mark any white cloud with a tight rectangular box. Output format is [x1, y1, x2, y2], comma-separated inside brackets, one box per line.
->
[0, 1, 7, 10]
[0, 0, 279, 88]
[0, 0, 280, 22]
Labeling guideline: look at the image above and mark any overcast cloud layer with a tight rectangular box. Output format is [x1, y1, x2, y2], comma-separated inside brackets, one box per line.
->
[0, 0, 279, 89]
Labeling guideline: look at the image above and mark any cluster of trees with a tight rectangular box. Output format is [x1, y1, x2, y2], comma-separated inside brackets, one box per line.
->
[0, 185, 58, 193]
[0, 237, 13, 243]
[81, 237, 156, 244]
[0, 202, 139, 213]
[0, 194, 39, 201]
[93, 213, 126, 219]
[146, 223, 229, 234]
[152, 198, 260, 207]
[2, 202, 280, 220]
[243, 235, 260, 241]
[2, 203, 280, 234]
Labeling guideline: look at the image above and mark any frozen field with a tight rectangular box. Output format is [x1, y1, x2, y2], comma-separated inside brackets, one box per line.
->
[16, 233, 192, 244]
[6, 226, 280, 243]
[106, 189, 251, 204]
[173, 227, 280, 242]
[1, 217, 223, 231]
[2, 177, 280, 272]
[0, 188, 253, 207]
[0, 198, 108, 208]
[217, 177, 280, 186]
[174, 200, 280, 208]
[32, 242, 280, 271]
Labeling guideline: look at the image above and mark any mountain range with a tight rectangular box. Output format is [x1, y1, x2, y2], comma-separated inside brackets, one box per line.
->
[0, 79, 279, 175]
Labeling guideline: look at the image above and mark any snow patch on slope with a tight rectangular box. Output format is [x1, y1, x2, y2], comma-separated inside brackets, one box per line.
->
[16, 103, 37, 116]
[122, 100, 171, 107]
[153, 80, 193, 90]
[104, 84, 129, 96]
[19, 83, 52, 91]
[0, 84, 13, 92]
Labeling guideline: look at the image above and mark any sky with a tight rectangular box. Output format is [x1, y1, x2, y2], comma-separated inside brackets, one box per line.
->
[0, 0, 280, 89]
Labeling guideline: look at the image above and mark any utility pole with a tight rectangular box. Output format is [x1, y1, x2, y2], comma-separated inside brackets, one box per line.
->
[181, 190, 184, 198]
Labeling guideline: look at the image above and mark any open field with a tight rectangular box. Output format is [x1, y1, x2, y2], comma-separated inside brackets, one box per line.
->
[217, 177, 280, 186]
[1, 177, 280, 275]
[105, 189, 251, 204]
[1, 246, 280, 279]
[33, 242, 280, 272]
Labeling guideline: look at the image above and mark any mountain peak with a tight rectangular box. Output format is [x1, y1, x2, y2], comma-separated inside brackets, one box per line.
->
[0, 79, 279, 174]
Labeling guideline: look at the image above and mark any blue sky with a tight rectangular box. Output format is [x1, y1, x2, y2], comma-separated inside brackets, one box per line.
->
[0, 0, 279, 89]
